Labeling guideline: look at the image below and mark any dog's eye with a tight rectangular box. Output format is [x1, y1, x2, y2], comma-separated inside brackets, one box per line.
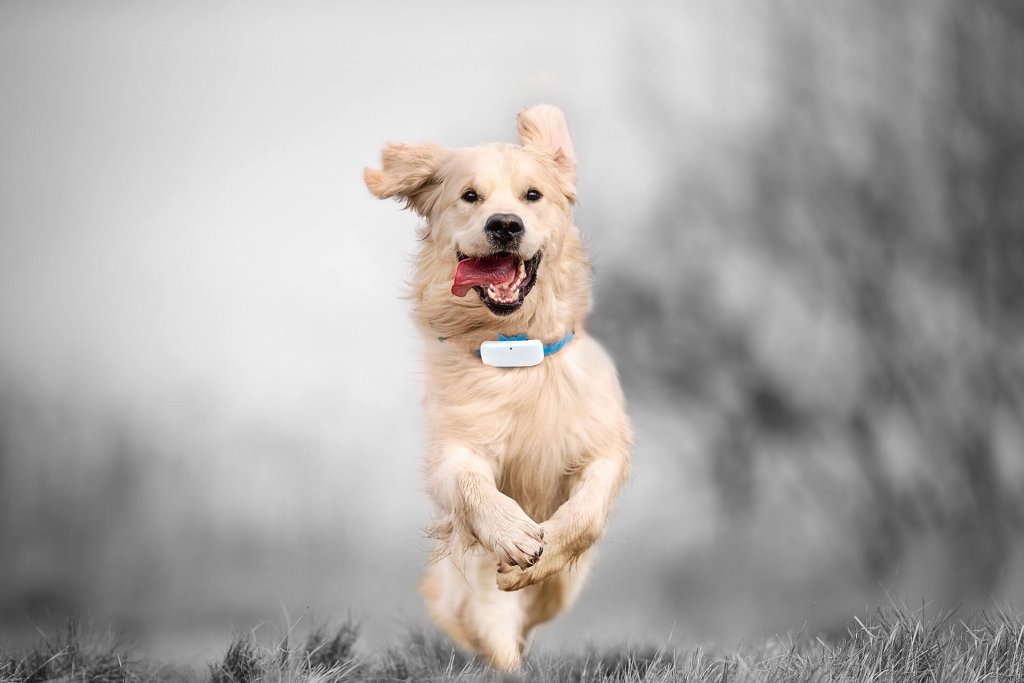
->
[525, 188, 542, 202]
[461, 189, 479, 203]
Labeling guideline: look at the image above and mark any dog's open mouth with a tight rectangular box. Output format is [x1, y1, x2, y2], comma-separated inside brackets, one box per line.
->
[451, 251, 542, 315]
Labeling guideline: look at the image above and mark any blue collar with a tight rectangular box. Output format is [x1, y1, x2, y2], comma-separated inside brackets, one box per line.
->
[437, 330, 575, 364]
[494, 330, 574, 356]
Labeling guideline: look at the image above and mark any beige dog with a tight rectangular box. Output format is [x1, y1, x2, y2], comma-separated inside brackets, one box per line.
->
[364, 105, 632, 671]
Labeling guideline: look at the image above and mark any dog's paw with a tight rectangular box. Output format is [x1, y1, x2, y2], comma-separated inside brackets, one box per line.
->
[495, 519, 544, 571]
[496, 559, 546, 591]
[496, 521, 576, 591]
[496, 521, 555, 591]
[479, 500, 545, 572]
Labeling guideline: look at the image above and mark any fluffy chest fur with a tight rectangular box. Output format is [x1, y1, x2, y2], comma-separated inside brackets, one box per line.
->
[423, 334, 626, 521]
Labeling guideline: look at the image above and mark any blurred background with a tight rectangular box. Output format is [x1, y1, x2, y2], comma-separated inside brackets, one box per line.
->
[2, 0, 1023, 665]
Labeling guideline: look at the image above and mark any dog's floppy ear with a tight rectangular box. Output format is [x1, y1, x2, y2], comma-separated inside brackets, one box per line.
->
[364, 142, 445, 216]
[517, 104, 576, 201]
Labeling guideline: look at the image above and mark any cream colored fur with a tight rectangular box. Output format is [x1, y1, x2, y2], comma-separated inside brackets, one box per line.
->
[364, 105, 632, 671]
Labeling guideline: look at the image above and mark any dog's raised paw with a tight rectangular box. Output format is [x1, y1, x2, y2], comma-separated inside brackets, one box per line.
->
[497, 544, 542, 572]
[497, 523, 544, 570]
[480, 502, 545, 573]
[496, 561, 542, 591]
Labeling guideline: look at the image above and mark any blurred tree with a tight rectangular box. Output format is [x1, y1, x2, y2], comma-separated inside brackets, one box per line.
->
[593, 0, 1024, 601]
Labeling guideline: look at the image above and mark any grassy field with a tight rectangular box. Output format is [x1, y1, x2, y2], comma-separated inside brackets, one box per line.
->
[3, 605, 1023, 683]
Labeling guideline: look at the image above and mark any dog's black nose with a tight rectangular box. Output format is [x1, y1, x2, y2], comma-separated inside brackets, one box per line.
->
[484, 213, 524, 245]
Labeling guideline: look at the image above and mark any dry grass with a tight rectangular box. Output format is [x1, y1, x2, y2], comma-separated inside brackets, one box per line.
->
[3, 604, 1023, 683]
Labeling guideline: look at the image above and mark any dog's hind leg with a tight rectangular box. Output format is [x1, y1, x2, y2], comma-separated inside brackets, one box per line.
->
[420, 555, 475, 654]
[464, 553, 529, 671]
[521, 548, 593, 637]
[421, 548, 529, 671]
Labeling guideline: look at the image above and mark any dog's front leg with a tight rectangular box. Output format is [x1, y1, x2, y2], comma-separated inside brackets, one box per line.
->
[429, 444, 545, 570]
[496, 451, 628, 591]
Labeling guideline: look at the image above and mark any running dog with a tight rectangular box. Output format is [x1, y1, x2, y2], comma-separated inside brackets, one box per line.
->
[364, 104, 632, 670]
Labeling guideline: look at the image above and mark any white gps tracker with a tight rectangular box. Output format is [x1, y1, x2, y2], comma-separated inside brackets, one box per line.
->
[479, 339, 545, 368]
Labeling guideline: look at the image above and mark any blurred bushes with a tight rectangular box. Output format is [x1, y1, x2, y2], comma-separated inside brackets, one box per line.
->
[594, 0, 1024, 600]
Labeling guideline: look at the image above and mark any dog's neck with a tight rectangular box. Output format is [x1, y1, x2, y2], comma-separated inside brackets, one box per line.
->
[438, 328, 575, 353]
[425, 305, 582, 356]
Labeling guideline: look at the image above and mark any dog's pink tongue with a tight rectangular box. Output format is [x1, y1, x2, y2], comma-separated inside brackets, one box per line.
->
[452, 256, 518, 297]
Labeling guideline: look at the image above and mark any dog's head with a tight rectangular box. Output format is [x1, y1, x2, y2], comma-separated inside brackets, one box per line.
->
[365, 105, 590, 340]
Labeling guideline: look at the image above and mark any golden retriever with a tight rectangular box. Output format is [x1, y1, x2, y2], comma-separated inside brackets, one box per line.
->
[364, 104, 632, 671]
